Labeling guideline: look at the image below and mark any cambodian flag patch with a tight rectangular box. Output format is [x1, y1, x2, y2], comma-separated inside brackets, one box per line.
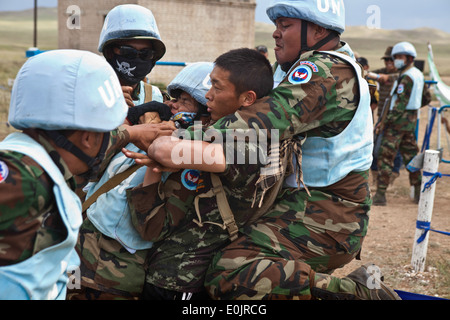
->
[289, 66, 312, 85]
[0, 160, 9, 183]
[181, 169, 200, 190]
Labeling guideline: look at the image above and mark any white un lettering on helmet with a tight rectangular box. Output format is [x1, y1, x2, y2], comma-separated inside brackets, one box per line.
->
[98, 75, 123, 108]
[202, 73, 212, 90]
[317, 0, 343, 16]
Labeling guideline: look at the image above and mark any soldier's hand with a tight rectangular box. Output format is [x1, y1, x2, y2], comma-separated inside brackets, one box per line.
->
[377, 74, 390, 85]
[374, 122, 383, 135]
[122, 86, 135, 107]
[122, 148, 154, 166]
[122, 147, 179, 173]
[125, 122, 176, 152]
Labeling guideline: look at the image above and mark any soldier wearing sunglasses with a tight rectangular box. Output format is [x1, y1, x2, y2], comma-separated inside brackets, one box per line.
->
[98, 4, 166, 108]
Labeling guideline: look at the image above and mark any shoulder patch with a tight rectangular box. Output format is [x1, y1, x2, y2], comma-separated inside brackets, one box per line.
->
[181, 169, 201, 190]
[289, 65, 313, 85]
[299, 61, 319, 72]
[0, 160, 9, 183]
[397, 84, 404, 94]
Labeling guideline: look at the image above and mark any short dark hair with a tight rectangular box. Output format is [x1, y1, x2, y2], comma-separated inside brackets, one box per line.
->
[214, 48, 273, 99]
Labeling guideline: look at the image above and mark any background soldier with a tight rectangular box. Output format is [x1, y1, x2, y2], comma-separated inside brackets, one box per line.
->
[368, 46, 402, 185]
[373, 42, 424, 206]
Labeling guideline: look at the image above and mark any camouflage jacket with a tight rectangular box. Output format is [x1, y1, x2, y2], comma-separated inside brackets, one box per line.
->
[212, 49, 360, 140]
[384, 71, 417, 132]
[372, 67, 399, 113]
[127, 138, 266, 293]
[0, 132, 74, 266]
[0, 127, 127, 267]
[209, 48, 370, 234]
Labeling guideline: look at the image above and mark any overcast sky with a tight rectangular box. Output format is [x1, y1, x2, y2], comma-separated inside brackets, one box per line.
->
[1, 0, 450, 33]
[256, 0, 450, 33]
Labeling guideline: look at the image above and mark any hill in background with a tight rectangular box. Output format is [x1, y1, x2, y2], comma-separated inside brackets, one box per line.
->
[1, 8, 449, 77]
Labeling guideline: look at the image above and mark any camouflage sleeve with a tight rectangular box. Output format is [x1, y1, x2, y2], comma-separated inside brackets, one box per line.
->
[86, 126, 130, 185]
[210, 53, 358, 140]
[126, 171, 197, 242]
[386, 75, 413, 125]
[0, 152, 54, 265]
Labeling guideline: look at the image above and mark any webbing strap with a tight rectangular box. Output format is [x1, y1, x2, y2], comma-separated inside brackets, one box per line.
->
[143, 83, 153, 103]
[193, 174, 239, 241]
[82, 164, 143, 213]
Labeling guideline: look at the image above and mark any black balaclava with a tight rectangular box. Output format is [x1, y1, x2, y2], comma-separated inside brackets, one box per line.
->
[107, 53, 155, 86]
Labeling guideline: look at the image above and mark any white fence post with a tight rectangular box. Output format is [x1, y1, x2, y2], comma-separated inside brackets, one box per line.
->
[411, 150, 440, 272]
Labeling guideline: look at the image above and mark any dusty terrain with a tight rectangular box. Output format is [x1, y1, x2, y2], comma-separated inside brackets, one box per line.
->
[334, 168, 450, 299]
[333, 106, 450, 299]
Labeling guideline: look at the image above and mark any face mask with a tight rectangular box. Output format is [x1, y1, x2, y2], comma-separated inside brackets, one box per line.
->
[394, 59, 406, 70]
[170, 112, 197, 129]
[108, 54, 154, 86]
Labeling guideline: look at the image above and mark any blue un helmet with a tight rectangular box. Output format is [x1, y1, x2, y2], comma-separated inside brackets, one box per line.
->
[98, 4, 166, 62]
[267, 0, 345, 61]
[391, 42, 417, 59]
[9, 50, 128, 179]
[9, 50, 127, 132]
[167, 62, 213, 128]
[267, 0, 346, 34]
[167, 62, 213, 107]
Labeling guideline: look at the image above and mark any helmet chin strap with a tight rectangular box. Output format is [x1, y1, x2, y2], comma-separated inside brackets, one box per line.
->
[280, 20, 339, 72]
[46, 130, 110, 177]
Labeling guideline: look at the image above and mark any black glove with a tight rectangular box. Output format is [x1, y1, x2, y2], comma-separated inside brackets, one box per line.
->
[126, 101, 173, 125]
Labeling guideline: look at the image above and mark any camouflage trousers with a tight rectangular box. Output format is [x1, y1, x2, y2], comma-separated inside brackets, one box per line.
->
[67, 287, 140, 300]
[377, 126, 421, 192]
[205, 176, 370, 300]
[67, 219, 148, 299]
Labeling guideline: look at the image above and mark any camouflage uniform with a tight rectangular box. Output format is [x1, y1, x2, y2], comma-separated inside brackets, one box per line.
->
[370, 67, 400, 176]
[67, 126, 148, 300]
[126, 136, 267, 299]
[0, 133, 74, 266]
[0, 129, 126, 295]
[372, 67, 399, 118]
[203, 47, 372, 299]
[376, 69, 422, 195]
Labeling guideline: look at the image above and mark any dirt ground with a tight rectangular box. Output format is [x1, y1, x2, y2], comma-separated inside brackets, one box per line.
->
[333, 105, 450, 300]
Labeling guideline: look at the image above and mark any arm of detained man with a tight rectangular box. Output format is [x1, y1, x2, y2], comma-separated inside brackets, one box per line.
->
[147, 135, 226, 173]
[123, 122, 176, 152]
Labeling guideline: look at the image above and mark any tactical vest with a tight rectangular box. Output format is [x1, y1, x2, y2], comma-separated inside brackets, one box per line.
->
[84, 83, 162, 253]
[284, 50, 373, 188]
[389, 66, 424, 111]
[0, 133, 82, 300]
